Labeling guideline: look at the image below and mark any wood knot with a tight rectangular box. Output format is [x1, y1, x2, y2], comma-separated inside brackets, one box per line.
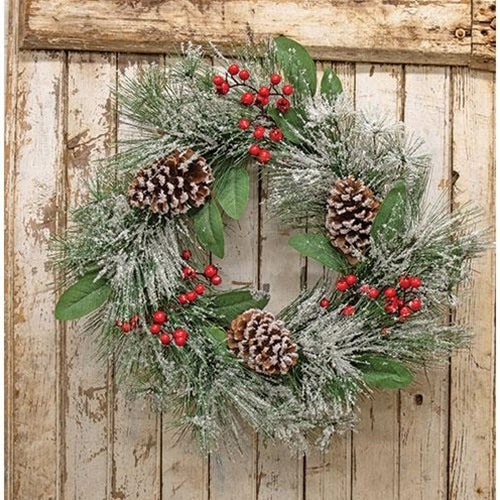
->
[414, 394, 424, 405]
[490, 17, 496, 30]
[454, 28, 467, 39]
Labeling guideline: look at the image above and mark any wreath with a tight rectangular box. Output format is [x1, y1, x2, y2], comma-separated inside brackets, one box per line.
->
[51, 38, 486, 453]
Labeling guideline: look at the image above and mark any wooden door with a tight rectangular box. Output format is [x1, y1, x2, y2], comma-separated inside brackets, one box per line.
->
[6, 1, 495, 499]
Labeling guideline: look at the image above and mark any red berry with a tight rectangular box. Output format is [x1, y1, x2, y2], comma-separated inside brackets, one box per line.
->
[320, 298, 330, 308]
[211, 275, 222, 286]
[257, 149, 271, 164]
[240, 92, 254, 106]
[173, 328, 187, 338]
[282, 84, 294, 96]
[121, 322, 131, 333]
[270, 73, 281, 85]
[239, 118, 251, 130]
[381, 326, 390, 336]
[255, 94, 269, 106]
[212, 75, 224, 86]
[409, 276, 422, 288]
[178, 294, 188, 304]
[204, 264, 218, 278]
[182, 266, 195, 279]
[152, 310, 167, 324]
[249, 144, 261, 156]
[345, 274, 357, 286]
[385, 304, 398, 314]
[399, 276, 411, 289]
[194, 283, 205, 295]
[368, 288, 380, 299]
[336, 280, 349, 292]
[186, 291, 198, 302]
[253, 126, 266, 139]
[269, 128, 283, 142]
[258, 86, 270, 97]
[181, 249, 192, 260]
[276, 97, 290, 113]
[399, 306, 412, 318]
[115, 320, 122, 327]
[342, 305, 356, 316]
[216, 82, 230, 95]
[130, 314, 140, 327]
[409, 298, 422, 311]
[150, 323, 161, 335]
[398, 298, 405, 307]
[360, 284, 370, 294]
[174, 333, 188, 347]
[228, 63, 239, 75]
[238, 69, 250, 80]
[159, 333, 171, 345]
[385, 287, 397, 298]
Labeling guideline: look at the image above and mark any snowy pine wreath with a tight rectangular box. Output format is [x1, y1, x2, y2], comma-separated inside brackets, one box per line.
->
[51, 38, 486, 453]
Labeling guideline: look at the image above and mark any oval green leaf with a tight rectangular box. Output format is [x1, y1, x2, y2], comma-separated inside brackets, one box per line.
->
[212, 289, 270, 323]
[274, 36, 317, 97]
[321, 68, 343, 99]
[289, 233, 348, 272]
[357, 354, 413, 390]
[371, 180, 407, 240]
[216, 167, 250, 220]
[55, 271, 111, 321]
[194, 200, 225, 258]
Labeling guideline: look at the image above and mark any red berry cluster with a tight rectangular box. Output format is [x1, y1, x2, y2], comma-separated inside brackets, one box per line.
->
[319, 273, 423, 321]
[382, 275, 422, 321]
[213, 64, 294, 164]
[177, 251, 222, 305]
[116, 314, 140, 334]
[149, 310, 188, 347]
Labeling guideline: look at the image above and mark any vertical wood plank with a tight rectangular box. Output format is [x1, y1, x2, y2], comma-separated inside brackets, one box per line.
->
[64, 51, 116, 500]
[304, 61, 356, 500]
[399, 66, 451, 500]
[112, 53, 161, 500]
[351, 63, 404, 500]
[12, 49, 65, 500]
[209, 164, 260, 499]
[256, 167, 304, 500]
[448, 68, 495, 500]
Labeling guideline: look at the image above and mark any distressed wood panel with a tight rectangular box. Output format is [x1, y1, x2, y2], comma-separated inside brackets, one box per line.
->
[19, 0, 495, 70]
[351, 63, 404, 500]
[11, 49, 66, 500]
[64, 51, 116, 500]
[448, 68, 495, 500]
[399, 66, 452, 500]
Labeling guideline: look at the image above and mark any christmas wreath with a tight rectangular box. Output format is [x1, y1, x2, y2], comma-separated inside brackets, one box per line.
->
[51, 38, 486, 453]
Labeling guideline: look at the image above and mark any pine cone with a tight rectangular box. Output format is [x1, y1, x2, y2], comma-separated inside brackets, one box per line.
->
[127, 149, 212, 215]
[325, 175, 380, 262]
[227, 309, 299, 375]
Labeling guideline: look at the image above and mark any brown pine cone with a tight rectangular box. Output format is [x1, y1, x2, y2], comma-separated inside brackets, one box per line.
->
[325, 175, 380, 262]
[127, 149, 212, 215]
[227, 309, 299, 375]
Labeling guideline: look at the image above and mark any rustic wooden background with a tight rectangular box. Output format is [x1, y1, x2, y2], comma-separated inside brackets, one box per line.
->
[6, 1, 495, 499]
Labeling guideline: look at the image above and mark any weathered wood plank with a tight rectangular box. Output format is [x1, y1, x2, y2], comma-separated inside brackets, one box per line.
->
[304, 61, 355, 500]
[64, 51, 116, 500]
[351, 63, 404, 500]
[209, 164, 260, 499]
[111, 53, 162, 500]
[257, 163, 304, 500]
[399, 66, 451, 500]
[11, 49, 66, 500]
[19, 0, 494, 70]
[448, 67, 495, 500]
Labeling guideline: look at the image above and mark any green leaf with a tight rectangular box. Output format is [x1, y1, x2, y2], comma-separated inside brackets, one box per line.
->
[288, 233, 348, 272]
[357, 355, 413, 390]
[216, 167, 249, 220]
[194, 200, 225, 258]
[274, 36, 317, 97]
[212, 289, 270, 323]
[321, 68, 342, 99]
[55, 271, 111, 321]
[371, 180, 407, 239]
[268, 107, 303, 144]
[206, 326, 227, 343]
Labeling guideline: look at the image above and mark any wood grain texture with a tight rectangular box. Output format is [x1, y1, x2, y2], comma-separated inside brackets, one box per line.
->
[64, 51, 116, 500]
[351, 63, 404, 500]
[399, 66, 451, 500]
[18, 0, 495, 70]
[448, 67, 495, 500]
